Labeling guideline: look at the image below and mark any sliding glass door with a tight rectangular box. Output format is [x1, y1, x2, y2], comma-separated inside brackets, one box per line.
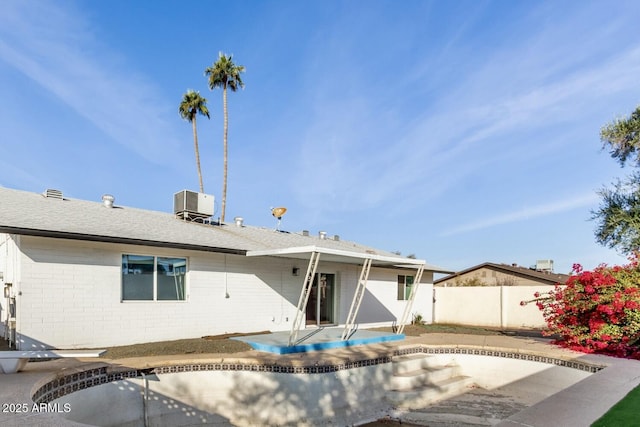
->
[306, 273, 335, 326]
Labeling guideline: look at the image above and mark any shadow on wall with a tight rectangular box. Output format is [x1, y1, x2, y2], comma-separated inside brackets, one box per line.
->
[20, 240, 117, 267]
[256, 270, 301, 308]
[211, 354, 391, 424]
[355, 288, 397, 324]
[54, 378, 231, 427]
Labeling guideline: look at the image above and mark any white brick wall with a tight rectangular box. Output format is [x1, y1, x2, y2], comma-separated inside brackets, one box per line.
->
[12, 236, 430, 349]
[356, 269, 433, 327]
[1, 233, 21, 338]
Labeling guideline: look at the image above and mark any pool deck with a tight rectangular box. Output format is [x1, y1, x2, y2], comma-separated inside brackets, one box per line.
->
[2, 332, 640, 426]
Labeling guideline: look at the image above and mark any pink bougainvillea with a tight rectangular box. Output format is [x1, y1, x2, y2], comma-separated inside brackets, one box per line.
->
[523, 256, 640, 359]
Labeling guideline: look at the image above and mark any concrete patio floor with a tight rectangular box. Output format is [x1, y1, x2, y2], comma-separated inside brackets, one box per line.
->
[1, 333, 640, 426]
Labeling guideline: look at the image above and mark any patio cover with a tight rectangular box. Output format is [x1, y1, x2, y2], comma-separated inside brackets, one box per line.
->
[246, 245, 449, 270]
[246, 245, 449, 346]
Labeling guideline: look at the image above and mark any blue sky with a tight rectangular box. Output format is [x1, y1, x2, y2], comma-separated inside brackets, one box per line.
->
[2, 0, 640, 274]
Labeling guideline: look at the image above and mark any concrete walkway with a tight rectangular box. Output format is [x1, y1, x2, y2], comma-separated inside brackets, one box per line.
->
[1, 333, 639, 427]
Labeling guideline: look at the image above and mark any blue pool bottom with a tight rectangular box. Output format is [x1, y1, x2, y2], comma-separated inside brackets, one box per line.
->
[232, 328, 405, 354]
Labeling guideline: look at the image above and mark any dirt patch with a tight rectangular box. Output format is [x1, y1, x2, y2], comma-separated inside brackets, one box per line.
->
[370, 323, 520, 337]
[100, 335, 253, 359]
[89, 325, 543, 359]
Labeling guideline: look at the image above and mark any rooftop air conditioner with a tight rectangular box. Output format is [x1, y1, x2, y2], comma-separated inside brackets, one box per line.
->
[536, 259, 554, 272]
[174, 190, 214, 219]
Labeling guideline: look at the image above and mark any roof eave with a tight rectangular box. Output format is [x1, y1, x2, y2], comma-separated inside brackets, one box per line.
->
[0, 226, 246, 256]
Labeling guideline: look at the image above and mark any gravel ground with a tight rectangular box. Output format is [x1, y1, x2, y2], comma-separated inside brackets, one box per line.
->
[1, 324, 539, 359]
[98, 334, 255, 359]
[96, 324, 518, 359]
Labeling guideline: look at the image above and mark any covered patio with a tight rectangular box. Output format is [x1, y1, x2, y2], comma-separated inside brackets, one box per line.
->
[245, 245, 430, 353]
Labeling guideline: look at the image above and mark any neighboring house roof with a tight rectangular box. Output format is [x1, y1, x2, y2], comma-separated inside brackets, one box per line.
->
[0, 187, 450, 272]
[434, 262, 570, 286]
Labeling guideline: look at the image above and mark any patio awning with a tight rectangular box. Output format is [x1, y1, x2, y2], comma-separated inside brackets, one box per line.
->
[246, 245, 451, 272]
[247, 245, 452, 346]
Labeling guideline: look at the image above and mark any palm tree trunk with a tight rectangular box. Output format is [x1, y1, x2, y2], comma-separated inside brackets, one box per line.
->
[221, 86, 228, 222]
[192, 116, 204, 193]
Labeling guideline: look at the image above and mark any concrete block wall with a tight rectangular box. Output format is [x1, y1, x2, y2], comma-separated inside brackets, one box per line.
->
[0, 234, 20, 340]
[433, 285, 551, 329]
[12, 236, 428, 349]
[358, 269, 433, 327]
[13, 237, 298, 349]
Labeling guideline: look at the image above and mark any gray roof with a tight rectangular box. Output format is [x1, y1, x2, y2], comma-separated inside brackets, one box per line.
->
[434, 262, 569, 285]
[0, 187, 450, 271]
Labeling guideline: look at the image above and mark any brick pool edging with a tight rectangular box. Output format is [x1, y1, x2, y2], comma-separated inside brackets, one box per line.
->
[31, 345, 605, 404]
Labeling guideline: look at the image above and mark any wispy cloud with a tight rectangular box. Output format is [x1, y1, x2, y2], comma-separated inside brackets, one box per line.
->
[0, 160, 47, 191]
[289, 4, 640, 221]
[441, 193, 600, 236]
[0, 1, 182, 166]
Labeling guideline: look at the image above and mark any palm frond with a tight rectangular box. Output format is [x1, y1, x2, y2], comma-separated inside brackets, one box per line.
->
[178, 90, 210, 121]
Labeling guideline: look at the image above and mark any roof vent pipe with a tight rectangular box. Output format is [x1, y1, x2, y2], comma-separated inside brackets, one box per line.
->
[333, 235, 340, 241]
[234, 216, 244, 227]
[319, 231, 327, 240]
[102, 194, 115, 208]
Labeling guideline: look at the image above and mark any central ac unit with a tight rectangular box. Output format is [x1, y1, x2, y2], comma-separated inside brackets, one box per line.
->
[174, 190, 214, 219]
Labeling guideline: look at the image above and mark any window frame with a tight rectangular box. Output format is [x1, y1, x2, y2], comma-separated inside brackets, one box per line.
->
[397, 274, 415, 301]
[121, 254, 188, 302]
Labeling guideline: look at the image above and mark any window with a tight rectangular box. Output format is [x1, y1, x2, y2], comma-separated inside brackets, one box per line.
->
[397, 275, 415, 300]
[122, 255, 187, 301]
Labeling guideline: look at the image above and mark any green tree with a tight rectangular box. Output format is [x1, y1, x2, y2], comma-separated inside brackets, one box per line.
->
[594, 106, 640, 254]
[601, 106, 640, 167]
[179, 90, 210, 193]
[593, 172, 640, 254]
[205, 52, 245, 223]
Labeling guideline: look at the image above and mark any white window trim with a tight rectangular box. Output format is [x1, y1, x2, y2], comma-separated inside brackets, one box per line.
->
[121, 254, 189, 302]
[397, 274, 415, 301]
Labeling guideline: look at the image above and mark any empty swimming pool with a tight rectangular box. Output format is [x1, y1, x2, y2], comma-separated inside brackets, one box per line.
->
[36, 347, 601, 426]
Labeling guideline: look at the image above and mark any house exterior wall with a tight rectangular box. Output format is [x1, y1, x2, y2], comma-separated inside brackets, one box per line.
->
[10, 236, 429, 349]
[351, 269, 433, 328]
[437, 267, 555, 287]
[0, 234, 6, 335]
[0, 234, 21, 338]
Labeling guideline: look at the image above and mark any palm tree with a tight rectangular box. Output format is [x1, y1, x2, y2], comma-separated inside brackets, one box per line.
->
[205, 52, 245, 223]
[179, 90, 210, 193]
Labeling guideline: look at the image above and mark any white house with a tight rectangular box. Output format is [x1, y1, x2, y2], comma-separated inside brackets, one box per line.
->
[0, 187, 449, 350]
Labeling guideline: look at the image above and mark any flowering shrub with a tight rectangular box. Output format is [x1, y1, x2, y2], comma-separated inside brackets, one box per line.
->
[522, 257, 640, 358]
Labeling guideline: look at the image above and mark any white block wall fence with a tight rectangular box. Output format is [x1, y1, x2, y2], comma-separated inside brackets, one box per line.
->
[432, 285, 553, 329]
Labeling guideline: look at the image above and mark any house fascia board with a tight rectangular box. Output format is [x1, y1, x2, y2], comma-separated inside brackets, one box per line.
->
[246, 245, 427, 267]
[0, 225, 246, 255]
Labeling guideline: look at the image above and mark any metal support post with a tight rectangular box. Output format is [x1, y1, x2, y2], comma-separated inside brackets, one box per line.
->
[396, 264, 425, 335]
[341, 258, 372, 340]
[288, 252, 320, 346]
